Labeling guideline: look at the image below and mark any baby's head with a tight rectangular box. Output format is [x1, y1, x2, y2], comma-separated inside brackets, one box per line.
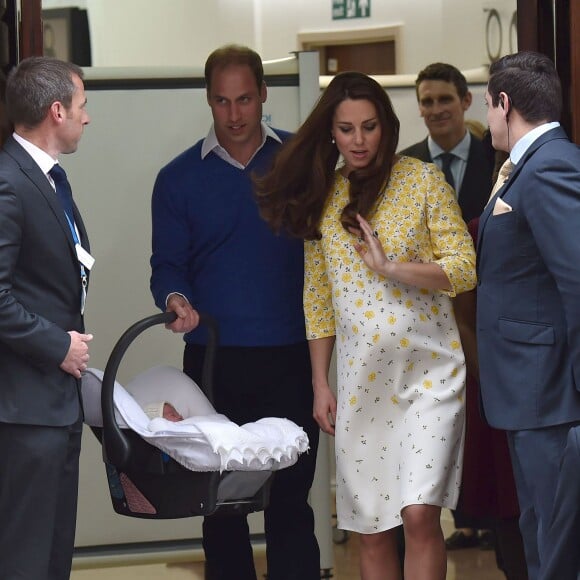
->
[142, 401, 183, 422]
[162, 402, 183, 422]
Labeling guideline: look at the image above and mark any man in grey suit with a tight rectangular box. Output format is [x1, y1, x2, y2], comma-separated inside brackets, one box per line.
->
[478, 51, 580, 580]
[0, 57, 92, 580]
[400, 62, 493, 223]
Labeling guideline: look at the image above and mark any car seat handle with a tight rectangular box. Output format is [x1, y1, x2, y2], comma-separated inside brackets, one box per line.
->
[101, 311, 219, 469]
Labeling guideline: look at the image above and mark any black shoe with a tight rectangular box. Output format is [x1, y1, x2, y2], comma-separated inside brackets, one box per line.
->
[445, 530, 480, 550]
[478, 530, 495, 550]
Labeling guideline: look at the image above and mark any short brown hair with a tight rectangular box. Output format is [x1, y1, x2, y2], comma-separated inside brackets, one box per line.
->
[204, 45, 264, 92]
[415, 62, 468, 100]
[487, 51, 561, 124]
[6, 56, 83, 128]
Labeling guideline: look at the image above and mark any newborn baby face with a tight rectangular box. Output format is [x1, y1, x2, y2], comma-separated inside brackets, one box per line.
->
[163, 403, 183, 422]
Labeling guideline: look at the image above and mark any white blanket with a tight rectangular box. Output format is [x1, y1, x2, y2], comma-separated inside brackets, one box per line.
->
[82, 366, 309, 473]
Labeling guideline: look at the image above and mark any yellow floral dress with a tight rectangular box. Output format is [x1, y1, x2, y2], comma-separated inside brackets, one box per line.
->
[304, 156, 477, 533]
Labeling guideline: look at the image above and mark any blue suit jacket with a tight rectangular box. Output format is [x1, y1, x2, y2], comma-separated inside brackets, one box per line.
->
[477, 126, 580, 430]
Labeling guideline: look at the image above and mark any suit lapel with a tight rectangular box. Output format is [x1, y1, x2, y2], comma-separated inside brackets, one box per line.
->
[72, 203, 90, 253]
[5, 137, 78, 252]
[419, 139, 432, 162]
[489, 126, 567, 205]
[477, 153, 526, 266]
[401, 139, 432, 162]
[465, 137, 494, 204]
[459, 138, 481, 219]
[477, 126, 569, 266]
[476, 193, 495, 266]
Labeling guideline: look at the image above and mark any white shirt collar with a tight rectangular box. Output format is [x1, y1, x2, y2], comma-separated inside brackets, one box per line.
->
[12, 132, 58, 177]
[200, 122, 282, 168]
[510, 122, 560, 165]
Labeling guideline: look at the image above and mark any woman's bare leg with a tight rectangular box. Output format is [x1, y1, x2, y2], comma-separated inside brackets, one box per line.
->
[359, 527, 403, 580]
[402, 504, 446, 580]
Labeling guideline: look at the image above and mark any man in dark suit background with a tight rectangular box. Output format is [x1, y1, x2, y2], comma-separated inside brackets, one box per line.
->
[399, 62, 493, 223]
[478, 51, 580, 580]
[0, 57, 93, 580]
[400, 62, 494, 551]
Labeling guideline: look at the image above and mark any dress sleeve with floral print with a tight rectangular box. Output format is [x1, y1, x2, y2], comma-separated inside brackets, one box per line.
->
[303, 156, 476, 340]
[304, 237, 335, 339]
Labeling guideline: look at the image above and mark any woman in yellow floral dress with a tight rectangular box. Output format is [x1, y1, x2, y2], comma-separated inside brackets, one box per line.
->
[256, 72, 476, 580]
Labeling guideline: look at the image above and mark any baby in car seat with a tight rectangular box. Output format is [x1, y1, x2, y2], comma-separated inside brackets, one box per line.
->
[142, 401, 183, 422]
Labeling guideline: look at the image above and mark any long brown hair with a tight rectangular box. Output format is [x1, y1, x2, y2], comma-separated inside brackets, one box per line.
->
[255, 71, 400, 240]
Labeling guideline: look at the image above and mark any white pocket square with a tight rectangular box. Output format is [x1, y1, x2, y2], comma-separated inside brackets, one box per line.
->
[492, 197, 513, 215]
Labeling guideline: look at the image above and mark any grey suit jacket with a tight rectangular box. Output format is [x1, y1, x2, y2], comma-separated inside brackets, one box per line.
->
[399, 134, 494, 223]
[0, 136, 89, 426]
[476, 127, 580, 430]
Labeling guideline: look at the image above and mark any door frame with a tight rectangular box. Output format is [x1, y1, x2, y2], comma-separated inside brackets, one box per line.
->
[298, 25, 403, 75]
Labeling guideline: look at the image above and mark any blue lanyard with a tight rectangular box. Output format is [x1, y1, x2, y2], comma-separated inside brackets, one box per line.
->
[64, 213, 88, 314]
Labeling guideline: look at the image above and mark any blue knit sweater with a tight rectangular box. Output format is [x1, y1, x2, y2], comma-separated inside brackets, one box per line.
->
[150, 131, 306, 346]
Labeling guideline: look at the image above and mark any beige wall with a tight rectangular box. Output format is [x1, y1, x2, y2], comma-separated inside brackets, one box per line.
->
[42, 0, 517, 73]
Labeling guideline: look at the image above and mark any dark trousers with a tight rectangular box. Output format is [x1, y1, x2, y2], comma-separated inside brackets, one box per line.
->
[494, 517, 529, 580]
[506, 424, 576, 580]
[541, 425, 580, 580]
[0, 415, 82, 580]
[184, 341, 320, 580]
[450, 506, 487, 530]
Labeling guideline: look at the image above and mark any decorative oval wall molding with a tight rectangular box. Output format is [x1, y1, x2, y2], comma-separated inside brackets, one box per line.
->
[509, 10, 518, 53]
[486, 8, 502, 62]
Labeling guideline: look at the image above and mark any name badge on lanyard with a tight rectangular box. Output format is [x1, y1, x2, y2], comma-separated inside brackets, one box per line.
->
[65, 214, 95, 314]
[76, 243, 95, 270]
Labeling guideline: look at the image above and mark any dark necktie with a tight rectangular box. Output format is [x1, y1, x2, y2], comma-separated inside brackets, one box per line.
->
[439, 152, 456, 190]
[49, 163, 87, 313]
[49, 164, 75, 224]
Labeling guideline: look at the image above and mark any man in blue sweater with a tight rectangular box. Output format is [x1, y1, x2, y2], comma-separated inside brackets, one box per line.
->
[150, 45, 320, 580]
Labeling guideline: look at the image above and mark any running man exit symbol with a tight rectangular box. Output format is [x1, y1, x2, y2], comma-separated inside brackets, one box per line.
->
[332, 0, 371, 20]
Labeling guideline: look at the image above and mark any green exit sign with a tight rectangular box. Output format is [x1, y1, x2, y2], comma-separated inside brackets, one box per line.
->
[332, 0, 371, 20]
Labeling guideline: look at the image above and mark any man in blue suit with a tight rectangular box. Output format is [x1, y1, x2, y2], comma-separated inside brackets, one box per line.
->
[477, 51, 580, 580]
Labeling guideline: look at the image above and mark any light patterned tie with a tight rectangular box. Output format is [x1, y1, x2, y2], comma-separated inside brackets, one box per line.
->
[487, 158, 514, 203]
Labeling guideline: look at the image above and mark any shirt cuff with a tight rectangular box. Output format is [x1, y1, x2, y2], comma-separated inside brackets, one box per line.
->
[165, 292, 189, 307]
